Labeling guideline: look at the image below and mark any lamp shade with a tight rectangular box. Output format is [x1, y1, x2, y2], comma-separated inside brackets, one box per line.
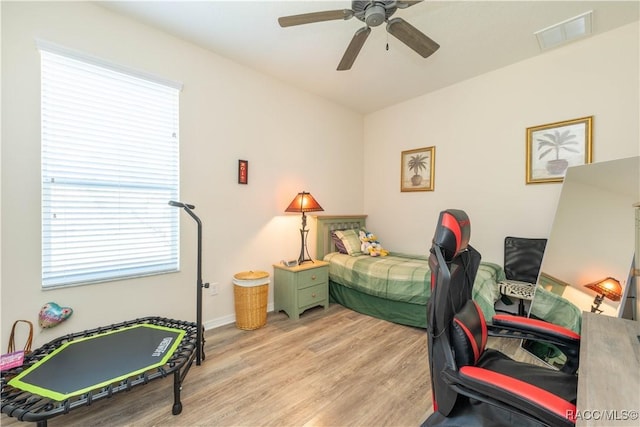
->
[584, 277, 622, 302]
[285, 191, 324, 213]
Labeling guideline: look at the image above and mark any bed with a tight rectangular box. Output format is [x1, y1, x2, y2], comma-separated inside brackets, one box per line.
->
[1, 316, 199, 427]
[314, 215, 505, 328]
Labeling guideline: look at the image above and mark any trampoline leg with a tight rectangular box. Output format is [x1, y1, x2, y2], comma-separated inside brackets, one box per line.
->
[172, 370, 183, 415]
[37, 421, 48, 427]
[201, 325, 206, 361]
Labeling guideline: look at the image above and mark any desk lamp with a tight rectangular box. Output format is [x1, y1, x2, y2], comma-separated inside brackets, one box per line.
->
[584, 277, 622, 313]
[285, 191, 324, 265]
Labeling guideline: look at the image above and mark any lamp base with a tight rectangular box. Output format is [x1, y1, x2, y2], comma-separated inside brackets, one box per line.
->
[590, 294, 604, 313]
[297, 228, 315, 265]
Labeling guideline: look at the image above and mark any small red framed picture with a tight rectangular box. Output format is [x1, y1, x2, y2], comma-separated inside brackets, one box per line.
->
[238, 159, 248, 184]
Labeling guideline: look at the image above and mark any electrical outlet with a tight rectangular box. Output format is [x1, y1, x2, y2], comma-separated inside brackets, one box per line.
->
[209, 282, 219, 296]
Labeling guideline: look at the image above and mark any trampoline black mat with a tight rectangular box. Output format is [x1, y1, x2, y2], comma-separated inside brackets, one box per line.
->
[9, 324, 184, 400]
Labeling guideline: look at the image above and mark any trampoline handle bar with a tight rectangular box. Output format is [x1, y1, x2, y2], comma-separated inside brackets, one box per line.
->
[168, 200, 195, 210]
[168, 200, 206, 365]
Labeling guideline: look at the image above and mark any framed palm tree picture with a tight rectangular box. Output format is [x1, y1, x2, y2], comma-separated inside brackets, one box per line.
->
[401, 146, 435, 192]
[526, 116, 593, 184]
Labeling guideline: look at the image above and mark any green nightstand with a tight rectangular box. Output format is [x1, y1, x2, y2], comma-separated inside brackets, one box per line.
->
[273, 260, 329, 320]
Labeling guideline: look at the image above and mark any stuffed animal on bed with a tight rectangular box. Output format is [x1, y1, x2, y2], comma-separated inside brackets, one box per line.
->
[359, 230, 389, 257]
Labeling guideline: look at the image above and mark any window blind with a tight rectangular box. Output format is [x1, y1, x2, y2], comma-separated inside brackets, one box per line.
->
[40, 47, 180, 288]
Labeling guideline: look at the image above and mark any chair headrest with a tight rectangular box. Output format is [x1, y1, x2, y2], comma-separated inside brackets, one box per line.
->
[432, 209, 471, 261]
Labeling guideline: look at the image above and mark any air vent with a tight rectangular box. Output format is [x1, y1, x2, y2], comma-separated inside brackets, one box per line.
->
[535, 10, 593, 51]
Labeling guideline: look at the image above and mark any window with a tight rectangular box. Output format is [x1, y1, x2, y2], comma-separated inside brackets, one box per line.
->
[39, 42, 181, 288]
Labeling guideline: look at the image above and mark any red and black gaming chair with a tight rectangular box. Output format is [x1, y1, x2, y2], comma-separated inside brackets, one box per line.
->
[424, 209, 581, 427]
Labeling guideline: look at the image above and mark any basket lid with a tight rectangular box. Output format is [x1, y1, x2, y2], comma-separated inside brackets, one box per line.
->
[234, 270, 269, 280]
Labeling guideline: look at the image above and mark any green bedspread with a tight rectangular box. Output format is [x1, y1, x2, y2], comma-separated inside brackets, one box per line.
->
[324, 252, 505, 321]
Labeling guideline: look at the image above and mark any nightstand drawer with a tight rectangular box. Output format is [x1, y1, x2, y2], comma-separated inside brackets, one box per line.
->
[296, 268, 328, 289]
[298, 283, 327, 307]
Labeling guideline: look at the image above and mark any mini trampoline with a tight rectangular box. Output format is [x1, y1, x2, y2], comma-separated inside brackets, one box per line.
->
[2, 201, 209, 426]
[1, 317, 199, 426]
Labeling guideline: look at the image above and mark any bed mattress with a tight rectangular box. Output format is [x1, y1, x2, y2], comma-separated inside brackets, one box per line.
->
[324, 252, 505, 321]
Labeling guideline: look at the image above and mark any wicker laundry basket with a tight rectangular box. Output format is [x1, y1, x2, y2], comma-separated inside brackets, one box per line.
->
[233, 270, 270, 330]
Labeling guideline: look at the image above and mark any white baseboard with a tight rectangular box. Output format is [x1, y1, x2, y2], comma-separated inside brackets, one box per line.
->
[203, 302, 275, 330]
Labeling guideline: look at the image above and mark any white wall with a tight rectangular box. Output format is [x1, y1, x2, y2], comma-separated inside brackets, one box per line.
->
[2, 2, 638, 349]
[1, 1, 364, 347]
[363, 22, 640, 265]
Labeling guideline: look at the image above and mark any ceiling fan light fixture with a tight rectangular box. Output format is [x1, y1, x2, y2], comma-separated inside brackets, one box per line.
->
[365, 4, 387, 27]
[535, 10, 593, 51]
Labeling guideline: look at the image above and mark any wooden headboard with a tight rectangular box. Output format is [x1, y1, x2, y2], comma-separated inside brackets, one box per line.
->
[313, 215, 367, 260]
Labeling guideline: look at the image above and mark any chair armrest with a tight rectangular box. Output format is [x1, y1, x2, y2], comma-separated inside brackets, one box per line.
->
[492, 314, 580, 342]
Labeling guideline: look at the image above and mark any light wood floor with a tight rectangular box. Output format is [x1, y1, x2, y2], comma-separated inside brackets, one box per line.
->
[2, 304, 535, 427]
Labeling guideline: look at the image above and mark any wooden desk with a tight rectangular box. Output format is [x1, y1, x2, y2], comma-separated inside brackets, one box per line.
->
[576, 312, 640, 426]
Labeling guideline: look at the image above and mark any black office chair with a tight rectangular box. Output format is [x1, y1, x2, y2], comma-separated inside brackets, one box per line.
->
[425, 209, 580, 427]
[504, 236, 547, 283]
[500, 236, 547, 315]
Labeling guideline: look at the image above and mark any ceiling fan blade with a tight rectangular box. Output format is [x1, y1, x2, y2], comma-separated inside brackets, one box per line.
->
[337, 27, 371, 71]
[386, 17, 440, 58]
[278, 9, 353, 27]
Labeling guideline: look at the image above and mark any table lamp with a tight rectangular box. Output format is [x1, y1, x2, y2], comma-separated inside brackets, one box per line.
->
[584, 276, 622, 313]
[285, 191, 324, 265]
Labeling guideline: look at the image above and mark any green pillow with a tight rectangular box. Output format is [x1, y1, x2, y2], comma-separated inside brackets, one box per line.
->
[333, 229, 362, 256]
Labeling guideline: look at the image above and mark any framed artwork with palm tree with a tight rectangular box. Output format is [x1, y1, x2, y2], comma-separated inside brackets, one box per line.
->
[526, 116, 593, 184]
[401, 146, 435, 192]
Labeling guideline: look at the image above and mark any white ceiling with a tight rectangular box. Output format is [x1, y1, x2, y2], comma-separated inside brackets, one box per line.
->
[98, 1, 640, 114]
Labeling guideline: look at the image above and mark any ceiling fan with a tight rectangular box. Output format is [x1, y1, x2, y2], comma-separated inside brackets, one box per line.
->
[278, 0, 439, 71]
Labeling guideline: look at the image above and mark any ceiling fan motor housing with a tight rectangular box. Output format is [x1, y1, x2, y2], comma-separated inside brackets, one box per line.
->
[353, 1, 397, 27]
